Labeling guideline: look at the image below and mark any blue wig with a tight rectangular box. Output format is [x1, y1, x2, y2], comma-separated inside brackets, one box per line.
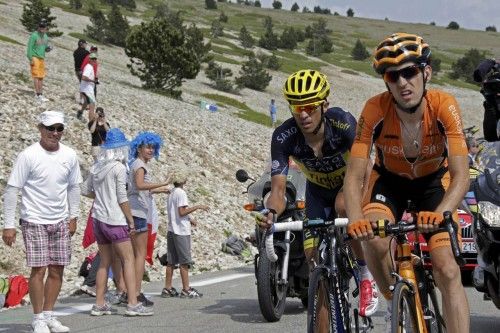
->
[129, 131, 163, 161]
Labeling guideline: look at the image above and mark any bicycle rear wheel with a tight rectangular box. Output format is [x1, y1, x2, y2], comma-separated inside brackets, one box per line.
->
[391, 282, 420, 333]
[307, 267, 337, 333]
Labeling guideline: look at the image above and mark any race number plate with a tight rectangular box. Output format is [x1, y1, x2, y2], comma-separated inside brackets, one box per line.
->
[461, 241, 476, 253]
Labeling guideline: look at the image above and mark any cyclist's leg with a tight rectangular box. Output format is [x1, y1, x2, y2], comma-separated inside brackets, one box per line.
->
[304, 182, 336, 331]
[360, 169, 404, 298]
[336, 190, 379, 317]
[419, 170, 470, 333]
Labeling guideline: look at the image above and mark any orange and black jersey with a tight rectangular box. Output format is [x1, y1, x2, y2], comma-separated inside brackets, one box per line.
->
[351, 89, 468, 179]
[271, 107, 357, 190]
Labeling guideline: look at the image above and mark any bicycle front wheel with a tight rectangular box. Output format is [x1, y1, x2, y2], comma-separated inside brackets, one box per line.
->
[307, 267, 338, 333]
[391, 282, 420, 333]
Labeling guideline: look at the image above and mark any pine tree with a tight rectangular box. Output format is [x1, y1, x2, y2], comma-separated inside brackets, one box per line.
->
[205, 61, 234, 92]
[272, 1, 282, 9]
[235, 56, 272, 91]
[211, 19, 224, 38]
[279, 27, 297, 50]
[69, 0, 83, 10]
[219, 11, 228, 23]
[351, 39, 370, 60]
[258, 17, 279, 50]
[106, 4, 129, 46]
[205, 0, 217, 10]
[290, 2, 299, 12]
[239, 25, 255, 48]
[85, 8, 108, 42]
[21, 0, 62, 37]
[125, 17, 210, 97]
[347, 8, 354, 17]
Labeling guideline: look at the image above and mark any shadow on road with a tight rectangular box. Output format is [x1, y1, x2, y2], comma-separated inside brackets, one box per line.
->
[201, 298, 306, 324]
[0, 323, 32, 333]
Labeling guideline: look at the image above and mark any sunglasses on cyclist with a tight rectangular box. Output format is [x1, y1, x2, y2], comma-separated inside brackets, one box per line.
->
[289, 101, 324, 115]
[383, 64, 423, 83]
[43, 125, 65, 132]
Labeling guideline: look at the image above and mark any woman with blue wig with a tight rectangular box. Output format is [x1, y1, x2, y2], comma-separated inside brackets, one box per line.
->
[128, 131, 171, 307]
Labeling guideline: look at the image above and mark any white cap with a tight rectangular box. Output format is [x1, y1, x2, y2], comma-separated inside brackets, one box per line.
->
[39, 111, 65, 126]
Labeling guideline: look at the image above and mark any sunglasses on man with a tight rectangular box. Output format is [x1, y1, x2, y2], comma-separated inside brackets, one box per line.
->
[384, 64, 424, 83]
[289, 101, 324, 115]
[44, 125, 65, 132]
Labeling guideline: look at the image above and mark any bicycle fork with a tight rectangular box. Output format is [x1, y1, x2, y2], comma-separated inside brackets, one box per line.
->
[394, 243, 428, 333]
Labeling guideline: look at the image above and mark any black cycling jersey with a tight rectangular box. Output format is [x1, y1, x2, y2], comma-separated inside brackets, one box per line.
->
[270, 107, 357, 191]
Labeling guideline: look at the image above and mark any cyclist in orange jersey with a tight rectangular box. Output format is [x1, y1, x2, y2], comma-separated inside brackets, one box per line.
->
[344, 33, 470, 333]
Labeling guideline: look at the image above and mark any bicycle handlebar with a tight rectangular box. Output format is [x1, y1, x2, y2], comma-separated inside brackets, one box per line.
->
[373, 211, 466, 267]
[265, 218, 349, 262]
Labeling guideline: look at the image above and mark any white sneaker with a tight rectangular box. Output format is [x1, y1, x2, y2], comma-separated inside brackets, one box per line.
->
[39, 95, 49, 102]
[32, 319, 50, 333]
[45, 317, 70, 332]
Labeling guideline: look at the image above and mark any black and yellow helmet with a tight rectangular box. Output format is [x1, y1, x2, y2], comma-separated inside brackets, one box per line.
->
[283, 70, 330, 105]
[373, 33, 431, 74]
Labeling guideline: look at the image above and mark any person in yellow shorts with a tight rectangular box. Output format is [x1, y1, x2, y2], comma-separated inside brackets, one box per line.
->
[27, 19, 52, 103]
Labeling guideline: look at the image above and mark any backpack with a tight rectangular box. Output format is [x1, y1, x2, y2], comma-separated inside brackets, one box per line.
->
[4, 275, 29, 308]
[0, 277, 10, 308]
[221, 235, 248, 256]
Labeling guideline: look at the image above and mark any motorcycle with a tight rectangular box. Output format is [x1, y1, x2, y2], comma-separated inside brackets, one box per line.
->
[471, 141, 500, 308]
[235, 163, 309, 322]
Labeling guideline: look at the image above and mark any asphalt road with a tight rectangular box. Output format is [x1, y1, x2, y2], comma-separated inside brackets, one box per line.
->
[1, 265, 499, 332]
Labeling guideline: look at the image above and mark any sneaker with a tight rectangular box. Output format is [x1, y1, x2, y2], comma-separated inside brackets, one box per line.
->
[161, 287, 179, 298]
[38, 95, 49, 102]
[105, 291, 124, 305]
[32, 319, 50, 333]
[45, 317, 70, 332]
[137, 292, 154, 307]
[125, 303, 154, 316]
[80, 284, 96, 297]
[118, 292, 128, 305]
[359, 279, 379, 317]
[90, 303, 113, 316]
[180, 287, 203, 299]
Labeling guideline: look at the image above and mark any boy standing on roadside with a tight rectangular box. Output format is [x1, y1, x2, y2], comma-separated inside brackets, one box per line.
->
[161, 172, 209, 299]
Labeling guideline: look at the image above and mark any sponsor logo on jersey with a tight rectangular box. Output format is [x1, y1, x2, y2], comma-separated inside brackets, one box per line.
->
[448, 104, 463, 132]
[329, 119, 351, 131]
[276, 126, 298, 144]
[271, 160, 280, 170]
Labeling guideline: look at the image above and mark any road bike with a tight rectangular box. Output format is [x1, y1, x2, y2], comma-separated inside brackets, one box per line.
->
[265, 218, 373, 333]
[372, 211, 465, 333]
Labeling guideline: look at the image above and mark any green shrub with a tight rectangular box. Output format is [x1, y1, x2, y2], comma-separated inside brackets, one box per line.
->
[447, 21, 460, 30]
[449, 48, 486, 83]
[205, 0, 217, 10]
[351, 39, 370, 60]
[239, 25, 254, 48]
[235, 57, 272, 91]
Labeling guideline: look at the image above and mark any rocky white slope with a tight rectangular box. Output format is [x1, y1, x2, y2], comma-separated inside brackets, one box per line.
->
[0, 2, 485, 297]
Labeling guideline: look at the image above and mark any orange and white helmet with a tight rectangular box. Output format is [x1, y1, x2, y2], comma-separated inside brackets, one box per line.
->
[373, 33, 431, 74]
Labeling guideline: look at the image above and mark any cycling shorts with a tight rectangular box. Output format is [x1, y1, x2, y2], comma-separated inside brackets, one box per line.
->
[362, 166, 460, 251]
[303, 181, 341, 250]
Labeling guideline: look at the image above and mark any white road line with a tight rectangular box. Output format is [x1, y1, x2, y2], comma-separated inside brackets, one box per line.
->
[53, 272, 253, 317]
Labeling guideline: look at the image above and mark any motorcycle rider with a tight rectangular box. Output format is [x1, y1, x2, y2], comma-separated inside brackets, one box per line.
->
[258, 69, 379, 327]
[344, 33, 470, 333]
[473, 58, 500, 142]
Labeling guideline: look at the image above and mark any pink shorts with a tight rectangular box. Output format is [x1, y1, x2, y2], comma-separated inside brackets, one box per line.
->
[93, 218, 130, 245]
[21, 220, 71, 267]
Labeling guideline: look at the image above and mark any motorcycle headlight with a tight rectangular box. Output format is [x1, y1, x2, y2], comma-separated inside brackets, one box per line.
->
[478, 201, 500, 227]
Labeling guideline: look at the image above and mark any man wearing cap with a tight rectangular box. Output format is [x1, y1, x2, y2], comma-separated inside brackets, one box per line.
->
[80, 46, 99, 98]
[2, 111, 82, 333]
[73, 39, 89, 82]
[27, 19, 52, 103]
[78, 53, 98, 120]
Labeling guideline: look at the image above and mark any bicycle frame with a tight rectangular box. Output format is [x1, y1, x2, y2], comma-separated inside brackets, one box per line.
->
[392, 231, 427, 332]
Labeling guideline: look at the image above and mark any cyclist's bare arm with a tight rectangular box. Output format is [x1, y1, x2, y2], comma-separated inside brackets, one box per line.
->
[263, 174, 287, 227]
[344, 156, 370, 223]
[435, 155, 470, 213]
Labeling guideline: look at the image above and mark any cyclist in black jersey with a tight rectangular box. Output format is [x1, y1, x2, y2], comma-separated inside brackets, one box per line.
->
[258, 70, 379, 327]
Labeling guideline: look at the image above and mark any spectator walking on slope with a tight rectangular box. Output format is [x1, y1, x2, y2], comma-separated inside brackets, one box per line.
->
[78, 53, 98, 121]
[73, 39, 89, 82]
[269, 98, 277, 128]
[2, 111, 81, 333]
[27, 19, 52, 103]
[128, 132, 171, 307]
[81, 46, 99, 98]
[88, 107, 110, 161]
[81, 128, 153, 317]
[161, 171, 209, 299]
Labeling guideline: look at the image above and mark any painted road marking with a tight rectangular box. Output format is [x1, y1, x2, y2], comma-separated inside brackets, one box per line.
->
[54, 272, 253, 316]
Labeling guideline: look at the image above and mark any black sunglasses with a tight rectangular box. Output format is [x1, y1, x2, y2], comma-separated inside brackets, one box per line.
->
[44, 125, 65, 132]
[384, 64, 423, 83]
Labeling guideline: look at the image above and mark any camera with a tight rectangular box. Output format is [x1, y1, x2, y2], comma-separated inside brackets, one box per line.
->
[474, 59, 500, 97]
